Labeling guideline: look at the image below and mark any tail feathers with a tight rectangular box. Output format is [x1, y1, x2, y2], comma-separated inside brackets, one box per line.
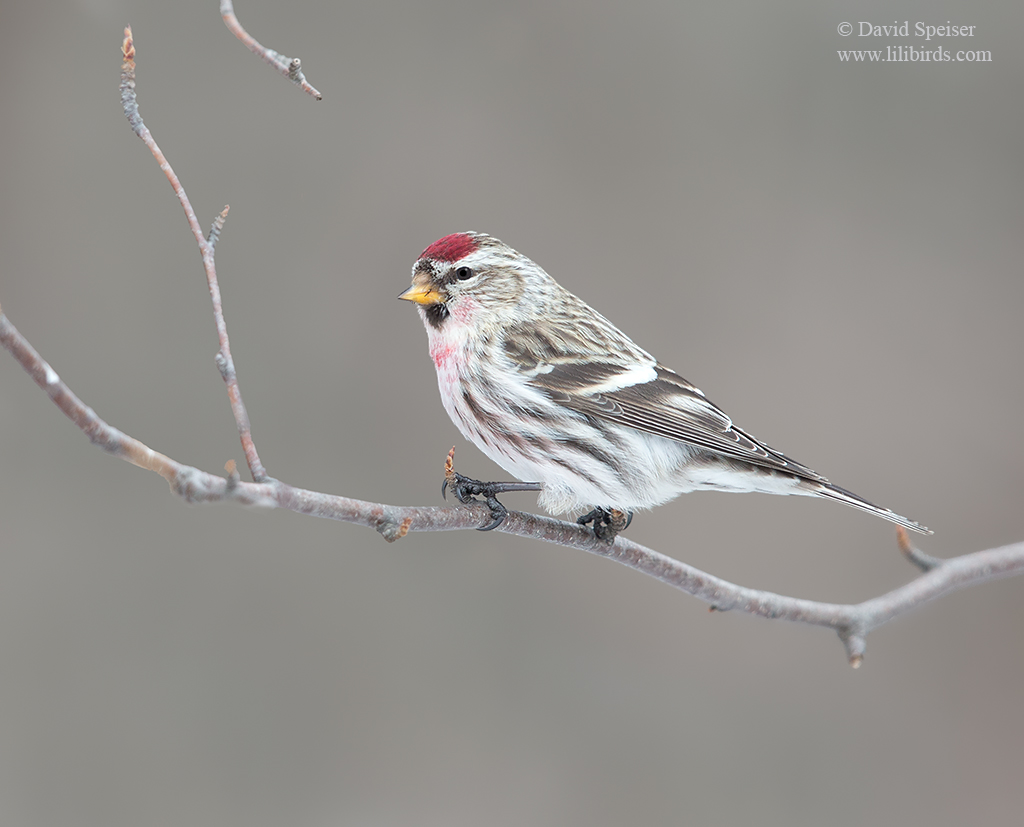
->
[815, 482, 932, 535]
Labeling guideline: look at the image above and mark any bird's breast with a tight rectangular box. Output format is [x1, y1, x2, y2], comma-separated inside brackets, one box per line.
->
[424, 314, 473, 394]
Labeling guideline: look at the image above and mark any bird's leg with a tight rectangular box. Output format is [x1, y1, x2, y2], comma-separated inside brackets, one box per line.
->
[442, 447, 542, 531]
[578, 507, 633, 543]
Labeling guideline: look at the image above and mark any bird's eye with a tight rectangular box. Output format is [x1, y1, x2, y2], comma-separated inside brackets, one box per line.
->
[455, 266, 474, 281]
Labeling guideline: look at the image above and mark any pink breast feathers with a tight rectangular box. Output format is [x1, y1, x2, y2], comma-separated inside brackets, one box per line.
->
[425, 296, 478, 375]
[430, 340, 457, 369]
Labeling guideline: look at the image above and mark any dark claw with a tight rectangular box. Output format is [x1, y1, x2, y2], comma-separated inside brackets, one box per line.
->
[441, 469, 540, 531]
[478, 496, 507, 531]
[578, 507, 632, 542]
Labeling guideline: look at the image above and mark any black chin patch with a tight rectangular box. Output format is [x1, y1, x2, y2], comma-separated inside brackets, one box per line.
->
[425, 302, 449, 328]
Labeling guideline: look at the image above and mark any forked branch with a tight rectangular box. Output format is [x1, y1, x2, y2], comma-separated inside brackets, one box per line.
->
[2, 25, 1022, 668]
[2, 303, 1022, 666]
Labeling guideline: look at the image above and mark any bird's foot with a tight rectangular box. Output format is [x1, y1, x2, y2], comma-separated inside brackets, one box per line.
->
[442, 447, 541, 531]
[578, 507, 633, 543]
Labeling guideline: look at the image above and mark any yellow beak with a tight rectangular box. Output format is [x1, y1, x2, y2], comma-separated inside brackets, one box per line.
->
[398, 276, 445, 306]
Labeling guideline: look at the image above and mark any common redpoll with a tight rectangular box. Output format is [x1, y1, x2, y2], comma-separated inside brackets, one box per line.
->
[400, 232, 930, 538]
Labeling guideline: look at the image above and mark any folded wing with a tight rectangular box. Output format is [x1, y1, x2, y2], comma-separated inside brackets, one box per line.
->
[512, 345, 828, 483]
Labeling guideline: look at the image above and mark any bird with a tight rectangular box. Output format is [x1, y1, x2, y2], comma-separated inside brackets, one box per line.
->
[399, 231, 930, 539]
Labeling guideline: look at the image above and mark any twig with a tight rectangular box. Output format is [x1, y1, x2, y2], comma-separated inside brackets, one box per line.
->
[208, 205, 230, 250]
[220, 0, 322, 100]
[896, 525, 943, 571]
[120, 27, 269, 483]
[2, 304, 1023, 666]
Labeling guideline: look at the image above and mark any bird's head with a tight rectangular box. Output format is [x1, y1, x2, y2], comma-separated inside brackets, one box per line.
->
[400, 232, 546, 331]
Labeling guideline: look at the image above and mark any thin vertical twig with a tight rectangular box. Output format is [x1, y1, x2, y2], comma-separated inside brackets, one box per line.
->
[120, 28, 269, 482]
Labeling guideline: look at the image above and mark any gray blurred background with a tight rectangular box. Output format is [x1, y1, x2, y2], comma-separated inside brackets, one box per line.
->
[1, 1, 1022, 824]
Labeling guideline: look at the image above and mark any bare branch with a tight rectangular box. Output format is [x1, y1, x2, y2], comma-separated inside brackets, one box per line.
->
[3, 303, 1023, 666]
[0, 306, 180, 483]
[120, 27, 268, 483]
[4, 23, 1022, 670]
[220, 0, 322, 100]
